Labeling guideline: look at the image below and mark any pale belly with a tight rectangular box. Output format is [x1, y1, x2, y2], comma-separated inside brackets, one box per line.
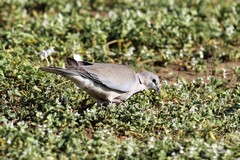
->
[68, 75, 131, 102]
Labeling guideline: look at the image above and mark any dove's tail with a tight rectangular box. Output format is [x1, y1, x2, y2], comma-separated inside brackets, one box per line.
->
[39, 67, 78, 76]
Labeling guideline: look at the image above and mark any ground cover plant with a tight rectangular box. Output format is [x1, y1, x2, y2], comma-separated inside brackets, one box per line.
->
[0, 0, 240, 159]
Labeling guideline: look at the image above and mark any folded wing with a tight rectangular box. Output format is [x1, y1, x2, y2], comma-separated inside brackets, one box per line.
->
[66, 58, 137, 92]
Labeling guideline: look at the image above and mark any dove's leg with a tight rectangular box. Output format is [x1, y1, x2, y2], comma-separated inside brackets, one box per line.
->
[97, 99, 109, 105]
[110, 98, 123, 103]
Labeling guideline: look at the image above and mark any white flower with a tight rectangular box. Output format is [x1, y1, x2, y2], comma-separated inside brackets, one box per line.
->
[162, 80, 168, 85]
[169, 0, 175, 5]
[125, 47, 135, 58]
[221, 52, 226, 56]
[168, 101, 173, 105]
[207, 76, 212, 81]
[171, 152, 176, 156]
[189, 105, 196, 113]
[226, 25, 234, 36]
[188, 34, 192, 41]
[179, 51, 184, 58]
[37, 47, 55, 59]
[5, 121, 14, 129]
[177, 79, 183, 88]
[197, 77, 204, 82]
[191, 57, 197, 66]
[55, 98, 61, 105]
[214, 41, 218, 48]
[74, 112, 80, 116]
[166, 49, 172, 58]
[73, 54, 82, 61]
[222, 68, 227, 79]
[7, 138, 11, 144]
[136, 10, 143, 17]
[76, 0, 82, 7]
[126, 140, 134, 156]
[152, 110, 157, 115]
[199, 47, 204, 59]
[192, 124, 196, 129]
[108, 11, 117, 18]
[57, 13, 64, 27]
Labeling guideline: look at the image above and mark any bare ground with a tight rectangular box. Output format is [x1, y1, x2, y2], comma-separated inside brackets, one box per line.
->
[157, 61, 240, 86]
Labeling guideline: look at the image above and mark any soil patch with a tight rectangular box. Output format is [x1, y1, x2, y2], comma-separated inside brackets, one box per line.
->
[157, 61, 240, 86]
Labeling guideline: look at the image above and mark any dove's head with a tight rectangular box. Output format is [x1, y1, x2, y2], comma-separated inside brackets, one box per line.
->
[138, 71, 160, 93]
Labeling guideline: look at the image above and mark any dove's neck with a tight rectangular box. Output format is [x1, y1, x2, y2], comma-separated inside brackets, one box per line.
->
[135, 74, 149, 92]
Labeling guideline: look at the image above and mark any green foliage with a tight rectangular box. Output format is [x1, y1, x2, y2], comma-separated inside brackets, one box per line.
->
[0, 0, 239, 159]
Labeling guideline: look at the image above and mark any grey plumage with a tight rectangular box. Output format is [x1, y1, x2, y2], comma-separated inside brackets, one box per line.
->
[40, 58, 160, 104]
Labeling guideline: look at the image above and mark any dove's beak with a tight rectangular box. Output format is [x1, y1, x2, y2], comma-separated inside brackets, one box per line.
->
[155, 85, 160, 94]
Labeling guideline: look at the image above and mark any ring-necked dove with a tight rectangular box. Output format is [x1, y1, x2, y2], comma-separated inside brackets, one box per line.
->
[40, 58, 160, 104]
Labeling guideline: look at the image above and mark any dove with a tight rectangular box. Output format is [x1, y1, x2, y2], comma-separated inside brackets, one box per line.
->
[40, 58, 160, 104]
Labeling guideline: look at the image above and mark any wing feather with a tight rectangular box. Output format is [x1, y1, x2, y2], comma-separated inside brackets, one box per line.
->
[72, 62, 137, 92]
[52, 58, 138, 92]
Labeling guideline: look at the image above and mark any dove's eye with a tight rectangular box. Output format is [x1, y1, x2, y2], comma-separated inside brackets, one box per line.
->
[152, 79, 156, 83]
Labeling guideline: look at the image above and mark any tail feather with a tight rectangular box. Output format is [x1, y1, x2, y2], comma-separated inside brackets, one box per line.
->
[39, 67, 78, 76]
[66, 58, 93, 69]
